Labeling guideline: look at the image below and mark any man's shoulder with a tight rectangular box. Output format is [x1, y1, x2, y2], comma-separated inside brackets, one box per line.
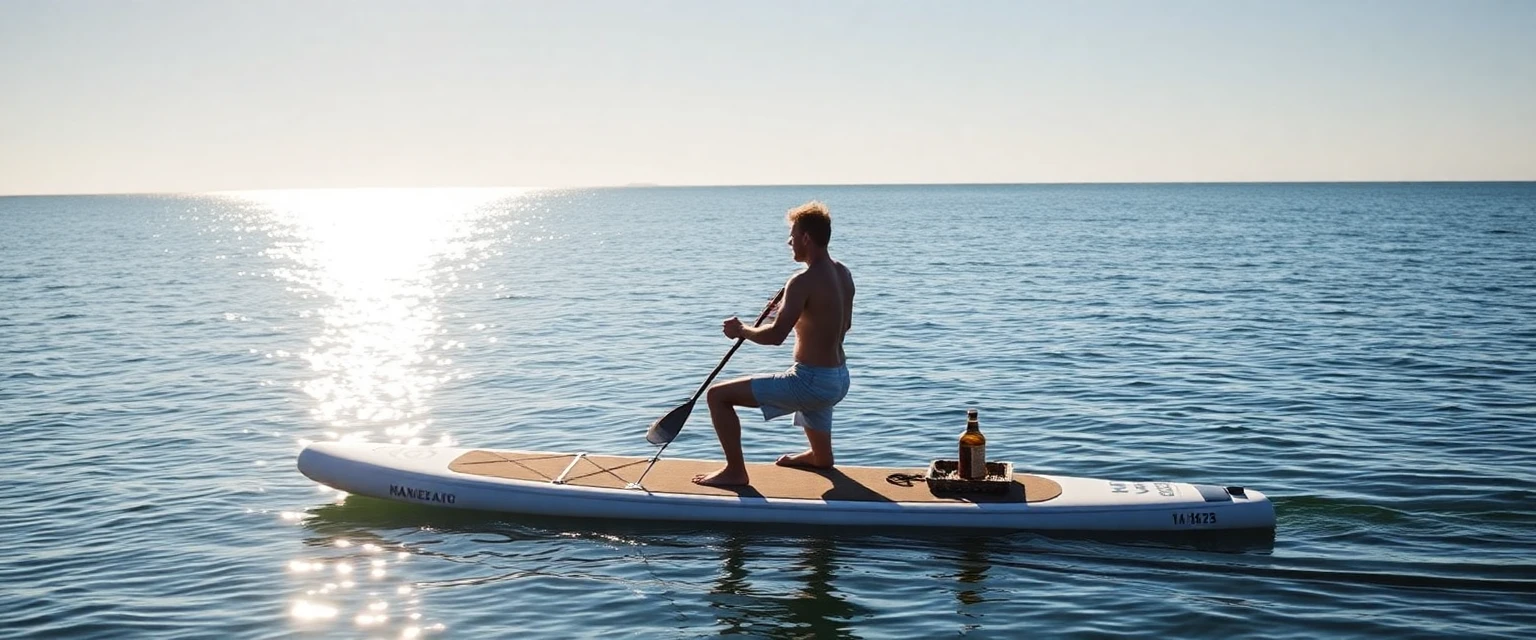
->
[832, 260, 854, 283]
[806, 262, 845, 282]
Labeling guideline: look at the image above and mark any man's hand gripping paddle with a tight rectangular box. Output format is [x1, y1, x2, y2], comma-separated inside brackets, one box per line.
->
[644, 287, 786, 446]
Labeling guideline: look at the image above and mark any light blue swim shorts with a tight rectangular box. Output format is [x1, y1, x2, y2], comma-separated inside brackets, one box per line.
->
[749, 363, 851, 432]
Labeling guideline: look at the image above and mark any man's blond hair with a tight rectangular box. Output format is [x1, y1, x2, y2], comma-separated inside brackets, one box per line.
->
[786, 201, 832, 247]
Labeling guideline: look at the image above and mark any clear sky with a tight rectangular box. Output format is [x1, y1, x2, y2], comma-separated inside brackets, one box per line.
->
[2, 0, 1533, 195]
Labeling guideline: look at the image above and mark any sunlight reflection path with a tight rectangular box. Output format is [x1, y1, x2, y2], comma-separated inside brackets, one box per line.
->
[239, 188, 522, 446]
[230, 188, 525, 637]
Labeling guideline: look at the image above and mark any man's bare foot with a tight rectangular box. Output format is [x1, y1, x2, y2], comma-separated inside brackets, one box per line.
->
[775, 449, 833, 469]
[692, 467, 750, 487]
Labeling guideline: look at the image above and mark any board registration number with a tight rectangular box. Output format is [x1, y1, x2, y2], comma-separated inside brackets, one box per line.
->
[1172, 511, 1217, 526]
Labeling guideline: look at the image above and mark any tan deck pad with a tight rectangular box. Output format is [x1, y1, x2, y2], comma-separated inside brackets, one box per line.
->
[448, 450, 1062, 504]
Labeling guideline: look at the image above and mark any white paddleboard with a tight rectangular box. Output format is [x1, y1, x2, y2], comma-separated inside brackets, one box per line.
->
[298, 442, 1276, 534]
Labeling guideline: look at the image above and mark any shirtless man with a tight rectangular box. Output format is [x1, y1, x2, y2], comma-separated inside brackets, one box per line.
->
[693, 201, 855, 487]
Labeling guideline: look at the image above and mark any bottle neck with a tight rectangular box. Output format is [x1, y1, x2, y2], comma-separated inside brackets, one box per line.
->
[965, 420, 979, 433]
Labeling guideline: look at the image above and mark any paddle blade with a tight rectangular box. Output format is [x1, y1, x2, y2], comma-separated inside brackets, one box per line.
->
[645, 400, 695, 445]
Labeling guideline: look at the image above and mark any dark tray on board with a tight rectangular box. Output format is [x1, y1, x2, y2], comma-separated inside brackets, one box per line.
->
[926, 460, 1014, 495]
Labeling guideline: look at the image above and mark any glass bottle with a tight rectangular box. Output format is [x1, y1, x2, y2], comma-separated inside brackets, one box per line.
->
[958, 408, 987, 480]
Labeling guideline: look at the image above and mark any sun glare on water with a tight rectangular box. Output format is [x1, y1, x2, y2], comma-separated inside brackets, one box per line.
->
[231, 188, 525, 445]
[226, 188, 525, 636]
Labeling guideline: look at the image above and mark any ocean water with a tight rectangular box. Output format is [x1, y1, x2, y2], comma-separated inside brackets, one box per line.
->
[1, 183, 1532, 638]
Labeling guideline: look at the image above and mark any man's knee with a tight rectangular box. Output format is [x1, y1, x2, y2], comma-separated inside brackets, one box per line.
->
[706, 382, 736, 408]
[707, 379, 753, 408]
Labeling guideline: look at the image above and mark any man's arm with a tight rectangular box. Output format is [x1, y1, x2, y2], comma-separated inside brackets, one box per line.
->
[841, 263, 854, 335]
[742, 275, 805, 346]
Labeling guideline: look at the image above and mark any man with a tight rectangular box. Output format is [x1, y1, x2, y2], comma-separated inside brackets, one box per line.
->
[693, 201, 855, 487]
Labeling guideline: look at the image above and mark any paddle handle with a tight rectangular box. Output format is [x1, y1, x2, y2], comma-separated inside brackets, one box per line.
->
[686, 287, 785, 404]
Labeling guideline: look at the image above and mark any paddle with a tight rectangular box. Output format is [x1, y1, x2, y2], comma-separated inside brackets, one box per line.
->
[644, 287, 786, 446]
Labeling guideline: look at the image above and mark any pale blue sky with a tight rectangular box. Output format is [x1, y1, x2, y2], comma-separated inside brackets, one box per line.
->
[2, 0, 1533, 195]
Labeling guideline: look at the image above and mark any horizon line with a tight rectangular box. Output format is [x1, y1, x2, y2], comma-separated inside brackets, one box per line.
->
[3, 179, 1535, 198]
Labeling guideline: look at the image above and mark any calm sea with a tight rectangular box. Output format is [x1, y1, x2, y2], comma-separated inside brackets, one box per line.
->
[2, 183, 1533, 638]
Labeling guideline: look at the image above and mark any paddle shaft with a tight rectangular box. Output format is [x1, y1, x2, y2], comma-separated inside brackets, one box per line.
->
[631, 288, 785, 489]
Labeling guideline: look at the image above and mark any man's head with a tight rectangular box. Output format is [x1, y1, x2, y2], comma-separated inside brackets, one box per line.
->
[785, 201, 832, 262]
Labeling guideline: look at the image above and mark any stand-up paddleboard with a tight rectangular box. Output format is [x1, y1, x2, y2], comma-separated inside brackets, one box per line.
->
[297, 442, 1275, 533]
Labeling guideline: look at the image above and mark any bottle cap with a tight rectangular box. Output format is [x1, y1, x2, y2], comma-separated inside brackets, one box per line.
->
[966, 408, 978, 418]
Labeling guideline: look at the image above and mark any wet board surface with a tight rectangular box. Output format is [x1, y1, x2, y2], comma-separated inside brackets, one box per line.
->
[448, 450, 1064, 503]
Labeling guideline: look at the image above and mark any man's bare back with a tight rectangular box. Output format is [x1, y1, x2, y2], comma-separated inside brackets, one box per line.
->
[786, 260, 855, 368]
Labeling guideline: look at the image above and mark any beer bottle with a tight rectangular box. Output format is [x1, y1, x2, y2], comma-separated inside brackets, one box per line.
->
[958, 408, 987, 480]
